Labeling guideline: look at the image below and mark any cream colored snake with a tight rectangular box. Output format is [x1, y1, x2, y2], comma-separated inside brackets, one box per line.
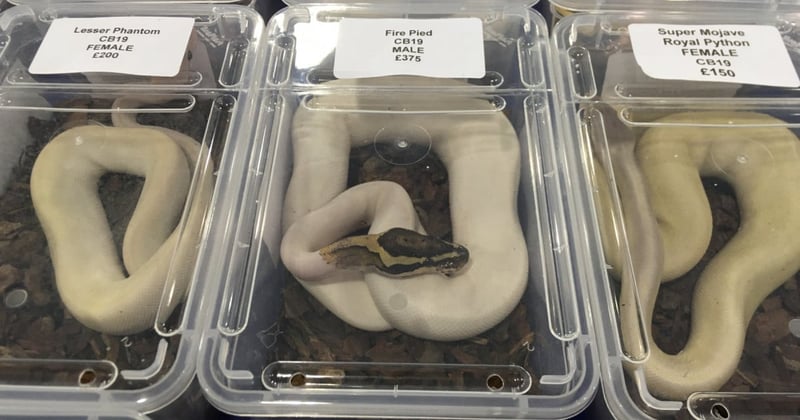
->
[30, 98, 214, 335]
[593, 106, 800, 400]
[280, 76, 529, 341]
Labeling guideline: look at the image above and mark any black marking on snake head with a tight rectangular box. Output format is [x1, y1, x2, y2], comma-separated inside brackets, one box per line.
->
[378, 228, 469, 276]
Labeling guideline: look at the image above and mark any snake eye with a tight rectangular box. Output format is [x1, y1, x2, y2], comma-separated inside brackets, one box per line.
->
[439, 245, 470, 276]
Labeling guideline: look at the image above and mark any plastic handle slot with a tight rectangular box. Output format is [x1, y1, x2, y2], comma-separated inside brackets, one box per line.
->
[619, 105, 800, 128]
[302, 93, 506, 114]
[525, 93, 580, 342]
[0, 359, 117, 388]
[579, 106, 650, 363]
[219, 39, 249, 88]
[156, 94, 236, 337]
[304, 69, 504, 88]
[689, 392, 800, 419]
[262, 361, 532, 394]
[0, 91, 195, 113]
[217, 93, 287, 335]
[518, 38, 544, 88]
[566, 46, 596, 100]
[6, 68, 203, 88]
[266, 35, 295, 86]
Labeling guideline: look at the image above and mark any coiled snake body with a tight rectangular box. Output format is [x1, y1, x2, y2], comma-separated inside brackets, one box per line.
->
[30, 98, 213, 335]
[280, 76, 528, 341]
[593, 107, 800, 400]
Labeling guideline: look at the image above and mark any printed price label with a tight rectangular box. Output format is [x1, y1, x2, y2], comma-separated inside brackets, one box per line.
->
[629, 23, 799, 88]
[334, 18, 485, 79]
[29, 16, 194, 77]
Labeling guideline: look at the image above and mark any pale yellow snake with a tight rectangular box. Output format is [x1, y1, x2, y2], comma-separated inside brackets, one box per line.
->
[30, 98, 214, 335]
[594, 107, 800, 400]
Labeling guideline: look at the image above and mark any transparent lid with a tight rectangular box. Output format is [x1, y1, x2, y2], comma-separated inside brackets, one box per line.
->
[549, 0, 800, 14]
[0, 2, 265, 416]
[10, 0, 249, 5]
[197, 2, 597, 419]
[552, 10, 800, 420]
[280, 0, 539, 7]
[2, 408, 147, 420]
[262, 2, 545, 91]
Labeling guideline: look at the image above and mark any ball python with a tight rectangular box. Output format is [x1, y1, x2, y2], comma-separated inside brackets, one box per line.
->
[317, 227, 470, 278]
[592, 106, 800, 400]
[280, 76, 528, 341]
[30, 97, 214, 335]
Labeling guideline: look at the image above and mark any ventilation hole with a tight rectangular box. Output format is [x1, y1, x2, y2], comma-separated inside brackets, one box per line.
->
[789, 318, 800, 337]
[486, 373, 504, 391]
[290, 372, 306, 387]
[711, 402, 730, 419]
[78, 369, 97, 386]
[3, 288, 28, 309]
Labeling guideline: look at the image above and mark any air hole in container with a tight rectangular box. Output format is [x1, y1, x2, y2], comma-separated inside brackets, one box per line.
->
[486, 373, 504, 391]
[711, 402, 730, 419]
[3, 288, 27, 308]
[789, 318, 800, 337]
[275, 35, 294, 49]
[78, 369, 97, 386]
[373, 124, 431, 165]
[290, 372, 306, 387]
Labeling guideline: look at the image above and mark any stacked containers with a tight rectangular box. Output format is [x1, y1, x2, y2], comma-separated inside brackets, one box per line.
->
[544, 0, 800, 27]
[3, 409, 147, 419]
[197, 0, 599, 418]
[4, 0, 274, 21]
[0, 3, 265, 418]
[552, 10, 800, 419]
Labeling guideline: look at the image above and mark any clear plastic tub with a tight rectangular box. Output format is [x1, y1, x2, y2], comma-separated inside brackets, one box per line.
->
[8, 0, 255, 5]
[196, 1, 598, 418]
[3, 408, 148, 420]
[553, 10, 800, 419]
[546, 0, 800, 27]
[0, 3, 265, 418]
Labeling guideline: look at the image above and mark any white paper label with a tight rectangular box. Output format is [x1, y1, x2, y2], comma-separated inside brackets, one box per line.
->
[629, 23, 799, 88]
[29, 17, 194, 77]
[334, 18, 485, 79]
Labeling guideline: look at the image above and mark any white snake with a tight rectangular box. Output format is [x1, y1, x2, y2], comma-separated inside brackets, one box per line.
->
[280, 76, 528, 341]
[593, 108, 800, 400]
[30, 98, 214, 335]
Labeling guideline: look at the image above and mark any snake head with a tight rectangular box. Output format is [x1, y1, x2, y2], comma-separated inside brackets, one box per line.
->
[377, 228, 470, 277]
[318, 227, 470, 278]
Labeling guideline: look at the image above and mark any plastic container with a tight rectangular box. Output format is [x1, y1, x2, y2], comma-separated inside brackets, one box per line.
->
[196, 1, 598, 418]
[0, 3, 265, 418]
[2, 408, 148, 420]
[552, 10, 800, 419]
[8, 0, 256, 5]
[545, 0, 800, 27]
[5, 0, 265, 21]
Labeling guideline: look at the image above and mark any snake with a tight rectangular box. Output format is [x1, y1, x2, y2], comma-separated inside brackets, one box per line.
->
[592, 106, 800, 400]
[279, 76, 528, 341]
[29, 97, 214, 335]
[318, 227, 469, 278]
